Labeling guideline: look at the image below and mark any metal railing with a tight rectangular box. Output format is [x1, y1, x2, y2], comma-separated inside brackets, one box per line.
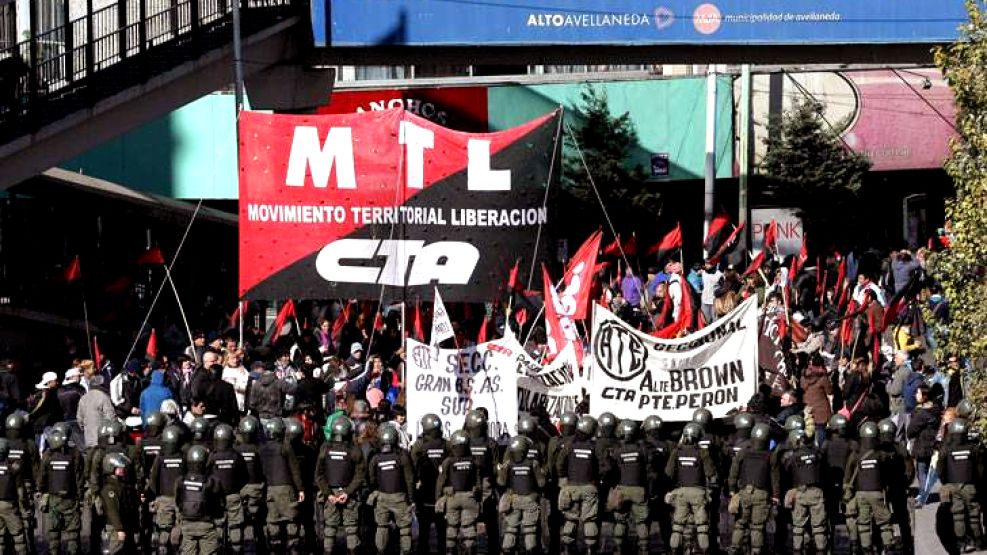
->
[0, 0, 297, 143]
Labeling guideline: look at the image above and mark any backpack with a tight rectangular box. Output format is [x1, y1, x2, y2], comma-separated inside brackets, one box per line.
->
[903, 372, 925, 414]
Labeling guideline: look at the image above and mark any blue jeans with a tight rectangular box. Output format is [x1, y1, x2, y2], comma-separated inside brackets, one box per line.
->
[916, 458, 937, 503]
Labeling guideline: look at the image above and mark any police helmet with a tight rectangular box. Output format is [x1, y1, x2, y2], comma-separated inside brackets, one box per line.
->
[146, 412, 167, 435]
[330, 416, 354, 443]
[877, 418, 897, 438]
[751, 423, 771, 446]
[859, 422, 879, 439]
[213, 423, 235, 450]
[508, 435, 532, 463]
[191, 417, 212, 441]
[50, 422, 70, 438]
[102, 452, 131, 476]
[598, 412, 617, 436]
[576, 415, 598, 438]
[957, 399, 976, 420]
[378, 424, 399, 449]
[284, 418, 304, 442]
[642, 415, 663, 435]
[420, 414, 443, 435]
[237, 416, 259, 441]
[517, 415, 537, 437]
[47, 430, 67, 450]
[264, 418, 286, 441]
[734, 413, 755, 431]
[4, 413, 25, 433]
[784, 415, 805, 432]
[681, 423, 704, 444]
[559, 412, 578, 435]
[788, 428, 807, 447]
[162, 425, 184, 448]
[185, 444, 209, 473]
[449, 430, 470, 455]
[619, 420, 640, 441]
[948, 419, 969, 438]
[827, 414, 848, 433]
[692, 409, 713, 429]
[465, 410, 487, 432]
[102, 420, 125, 445]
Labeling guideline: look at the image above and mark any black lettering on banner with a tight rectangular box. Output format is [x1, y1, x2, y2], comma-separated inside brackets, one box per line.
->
[658, 360, 745, 393]
[441, 395, 472, 416]
[594, 320, 649, 381]
[636, 386, 740, 411]
[411, 345, 432, 370]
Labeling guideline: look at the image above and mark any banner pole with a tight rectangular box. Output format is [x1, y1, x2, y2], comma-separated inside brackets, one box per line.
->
[238, 301, 244, 348]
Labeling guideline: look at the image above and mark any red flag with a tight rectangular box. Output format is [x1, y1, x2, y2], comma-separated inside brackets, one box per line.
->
[654, 278, 693, 338]
[762, 219, 778, 252]
[708, 222, 746, 265]
[790, 236, 808, 279]
[514, 307, 528, 328]
[145, 329, 158, 360]
[560, 231, 603, 321]
[818, 269, 828, 315]
[507, 261, 522, 293]
[541, 264, 583, 363]
[646, 224, 683, 261]
[815, 256, 824, 296]
[742, 251, 766, 279]
[840, 300, 858, 344]
[623, 233, 638, 256]
[332, 301, 352, 343]
[836, 257, 850, 310]
[602, 235, 622, 257]
[412, 303, 425, 341]
[272, 300, 296, 340]
[477, 316, 490, 344]
[374, 311, 385, 332]
[93, 337, 103, 370]
[777, 314, 788, 341]
[137, 246, 166, 266]
[65, 256, 81, 283]
[228, 301, 246, 330]
[703, 212, 731, 253]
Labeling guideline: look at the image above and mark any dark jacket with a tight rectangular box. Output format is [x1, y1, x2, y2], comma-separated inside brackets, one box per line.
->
[57, 383, 86, 422]
[293, 377, 328, 412]
[0, 369, 21, 411]
[248, 372, 292, 419]
[206, 379, 240, 426]
[906, 402, 942, 460]
[800, 370, 833, 425]
[28, 388, 64, 434]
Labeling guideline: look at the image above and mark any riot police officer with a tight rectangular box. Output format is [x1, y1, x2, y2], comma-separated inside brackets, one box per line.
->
[100, 452, 137, 554]
[410, 414, 447, 555]
[727, 422, 776, 555]
[727, 413, 755, 462]
[666, 422, 717, 555]
[547, 412, 578, 554]
[516, 415, 547, 462]
[147, 424, 186, 554]
[234, 416, 265, 546]
[642, 415, 672, 551]
[286, 417, 318, 552]
[177, 445, 223, 554]
[368, 424, 415, 554]
[435, 429, 481, 555]
[464, 409, 500, 554]
[821, 413, 856, 540]
[38, 428, 83, 555]
[5, 413, 38, 549]
[781, 428, 828, 555]
[0, 438, 29, 554]
[692, 408, 724, 553]
[316, 415, 365, 555]
[86, 420, 133, 554]
[138, 412, 167, 552]
[610, 419, 650, 555]
[937, 418, 985, 553]
[556, 415, 607, 555]
[498, 435, 545, 555]
[190, 417, 214, 449]
[844, 421, 894, 555]
[879, 418, 914, 554]
[208, 423, 248, 552]
[258, 417, 305, 554]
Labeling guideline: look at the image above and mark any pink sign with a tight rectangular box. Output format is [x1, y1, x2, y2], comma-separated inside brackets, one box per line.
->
[842, 69, 956, 172]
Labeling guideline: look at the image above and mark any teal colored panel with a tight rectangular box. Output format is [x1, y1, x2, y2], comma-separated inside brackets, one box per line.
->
[487, 76, 734, 181]
[61, 93, 239, 199]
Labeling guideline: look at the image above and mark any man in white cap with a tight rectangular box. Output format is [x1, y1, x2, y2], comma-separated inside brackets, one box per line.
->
[344, 342, 364, 377]
[58, 368, 86, 449]
[30, 371, 61, 449]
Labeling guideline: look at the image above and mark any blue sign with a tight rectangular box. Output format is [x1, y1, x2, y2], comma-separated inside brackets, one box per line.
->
[315, 0, 967, 47]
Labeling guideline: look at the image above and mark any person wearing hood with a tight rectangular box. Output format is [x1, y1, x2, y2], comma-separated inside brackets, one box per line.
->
[247, 363, 295, 428]
[110, 359, 144, 419]
[139, 370, 174, 426]
[76, 375, 117, 449]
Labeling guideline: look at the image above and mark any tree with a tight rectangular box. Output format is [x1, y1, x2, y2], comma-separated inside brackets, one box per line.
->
[561, 85, 658, 238]
[929, 1, 987, 407]
[759, 98, 871, 246]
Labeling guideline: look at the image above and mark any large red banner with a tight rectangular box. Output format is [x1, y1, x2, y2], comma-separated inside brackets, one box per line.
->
[317, 87, 489, 132]
[238, 108, 560, 301]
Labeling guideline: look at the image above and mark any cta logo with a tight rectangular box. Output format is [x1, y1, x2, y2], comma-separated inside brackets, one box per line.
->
[315, 239, 480, 286]
[593, 320, 649, 381]
[693, 3, 722, 35]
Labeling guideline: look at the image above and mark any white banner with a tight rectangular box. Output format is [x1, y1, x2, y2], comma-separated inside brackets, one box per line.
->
[489, 335, 588, 420]
[405, 338, 518, 441]
[590, 297, 759, 422]
[430, 287, 454, 347]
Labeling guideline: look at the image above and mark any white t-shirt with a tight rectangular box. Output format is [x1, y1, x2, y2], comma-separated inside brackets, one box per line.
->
[222, 366, 250, 412]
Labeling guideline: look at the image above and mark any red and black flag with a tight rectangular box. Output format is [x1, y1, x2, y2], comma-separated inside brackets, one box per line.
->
[708, 222, 746, 265]
[622, 233, 638, 257]
[65, 256, 81, 283]
[271, 300, 296, 342]
[703, 212, 731, 254]
[137, 246, 166, 266]
[238, 109, 561, 303]
[742, 251, 766, 279]
[646, 223, 683, 262]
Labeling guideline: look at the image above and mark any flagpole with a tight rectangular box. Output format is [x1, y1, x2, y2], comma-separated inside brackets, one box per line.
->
[82, 296, 93, 360]
[238, 301, 245, 348]
[164, 266, 196, 360]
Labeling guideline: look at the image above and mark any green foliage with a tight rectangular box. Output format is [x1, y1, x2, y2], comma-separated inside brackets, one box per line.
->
[759, 98, 871, 245]
[561, 86, 658, 234]
[929, 0, 987, 376]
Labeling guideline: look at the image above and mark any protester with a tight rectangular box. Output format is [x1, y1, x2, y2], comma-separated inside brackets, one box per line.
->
[76, 375, 116, 448]
[221, 349, 250, 413]
[139, 369, 174, 425]
[28, 371, 62, 447]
